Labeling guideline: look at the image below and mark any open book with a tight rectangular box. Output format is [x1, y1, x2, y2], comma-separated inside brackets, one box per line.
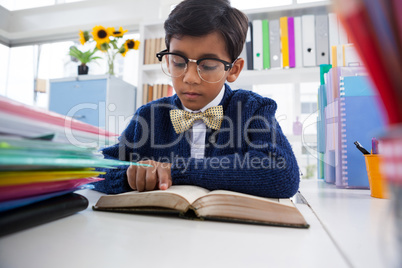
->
[93, 185, 309, 228]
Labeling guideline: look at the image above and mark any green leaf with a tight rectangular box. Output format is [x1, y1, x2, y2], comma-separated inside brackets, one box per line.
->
[68, 46, 100, 65]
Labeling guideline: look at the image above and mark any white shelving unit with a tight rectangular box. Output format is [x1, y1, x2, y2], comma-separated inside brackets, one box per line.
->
[137, 1, 332, 108]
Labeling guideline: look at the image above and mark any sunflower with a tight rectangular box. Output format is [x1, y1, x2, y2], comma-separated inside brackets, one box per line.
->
[124, 39, 140, 51]
[92, 25, 111, 45]
[111, 26, 128, 38]
[133, 40, 140, 50]
[78, 30, 89, 45]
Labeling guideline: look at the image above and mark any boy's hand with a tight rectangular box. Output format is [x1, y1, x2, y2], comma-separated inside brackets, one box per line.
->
[126, 160, 172, 192]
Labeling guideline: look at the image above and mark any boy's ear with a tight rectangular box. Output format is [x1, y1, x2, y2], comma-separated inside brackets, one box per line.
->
[226, 58, 244, 83]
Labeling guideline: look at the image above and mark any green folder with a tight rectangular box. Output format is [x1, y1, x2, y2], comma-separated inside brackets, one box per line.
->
[262, 19, 270, 69]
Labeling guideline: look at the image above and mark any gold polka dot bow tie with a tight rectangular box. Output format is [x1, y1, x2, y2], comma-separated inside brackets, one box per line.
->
[170, 105, 224, 134]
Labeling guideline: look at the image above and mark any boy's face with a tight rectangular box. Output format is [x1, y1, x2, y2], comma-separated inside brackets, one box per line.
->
[168, 31, 243, 111]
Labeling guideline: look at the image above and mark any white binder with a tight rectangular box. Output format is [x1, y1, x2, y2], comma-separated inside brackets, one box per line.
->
[315, 14, 329, 65]
[328, 13, 339, 65]
[294, 17, 303, 68]
[252, 20, 263, 70]
[338, 18, 349, 45]
[301, 15, 316, 67]
[269, 20, 281, 68]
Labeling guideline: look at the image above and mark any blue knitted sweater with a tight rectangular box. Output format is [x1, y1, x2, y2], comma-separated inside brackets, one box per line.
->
[93, 84, 300, 198]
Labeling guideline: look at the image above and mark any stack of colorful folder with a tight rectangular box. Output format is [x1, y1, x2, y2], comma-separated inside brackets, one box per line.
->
[0, 96, 133, 236]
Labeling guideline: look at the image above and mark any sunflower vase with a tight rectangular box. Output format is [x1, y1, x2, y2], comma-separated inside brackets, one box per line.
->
[90, 26, 140, 76]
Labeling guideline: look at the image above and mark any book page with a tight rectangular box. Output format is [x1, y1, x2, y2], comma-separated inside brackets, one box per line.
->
[160, 185, 210, 204]
[205, 190, 295, 206]
[114, 185, 210, 204]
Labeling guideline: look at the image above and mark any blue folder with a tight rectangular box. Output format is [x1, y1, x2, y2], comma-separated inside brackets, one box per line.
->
[336, 75, 387, 188]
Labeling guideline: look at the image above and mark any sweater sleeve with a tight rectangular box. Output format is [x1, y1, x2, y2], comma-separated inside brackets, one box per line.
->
[92, 111, 144, 194]
[170, 102, 300, 198]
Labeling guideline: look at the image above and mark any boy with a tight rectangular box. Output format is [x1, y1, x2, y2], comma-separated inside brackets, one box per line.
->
[93, 0, 300, 198]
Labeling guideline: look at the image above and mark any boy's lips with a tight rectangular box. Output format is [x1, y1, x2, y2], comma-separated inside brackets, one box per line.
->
[183, 92, 201, 99]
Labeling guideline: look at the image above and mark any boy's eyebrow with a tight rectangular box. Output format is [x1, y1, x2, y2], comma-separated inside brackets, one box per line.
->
[170, 50, 221, 59]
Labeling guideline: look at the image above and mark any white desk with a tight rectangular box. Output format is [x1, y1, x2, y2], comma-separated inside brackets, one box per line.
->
[0, 180, 395, 268]
[301, 180, 398, 268]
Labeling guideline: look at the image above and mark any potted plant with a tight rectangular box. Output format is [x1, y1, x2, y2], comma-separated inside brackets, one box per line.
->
[68, 46, 101, 75]
[75, 26, 140, 75]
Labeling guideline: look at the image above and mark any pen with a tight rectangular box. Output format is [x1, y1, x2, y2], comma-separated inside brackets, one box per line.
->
[372, 137, 379, 154]
[354, 141, 370, 155]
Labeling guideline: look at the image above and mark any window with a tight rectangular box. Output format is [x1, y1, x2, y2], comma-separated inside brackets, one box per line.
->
[301, 102, 316, 114]
[1, 32, 140, 108]
[252, 83, 295, 135]
[300, 82, 319, 135]
[5, 45, 35, 106]
[0, 43, 10, 97]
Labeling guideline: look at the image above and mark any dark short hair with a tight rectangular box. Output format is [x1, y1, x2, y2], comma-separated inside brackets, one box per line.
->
[164, 0, 249, 62]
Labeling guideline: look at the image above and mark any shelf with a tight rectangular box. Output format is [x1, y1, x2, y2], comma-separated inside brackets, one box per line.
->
[137, 1, 332, 107]
[231, 67, 321, 87]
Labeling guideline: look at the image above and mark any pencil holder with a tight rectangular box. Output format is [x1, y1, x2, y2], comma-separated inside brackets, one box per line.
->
[364, 154, 388, 199]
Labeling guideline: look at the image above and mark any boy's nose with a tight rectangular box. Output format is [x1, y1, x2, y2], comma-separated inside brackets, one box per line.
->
[182, 62, 201, 84]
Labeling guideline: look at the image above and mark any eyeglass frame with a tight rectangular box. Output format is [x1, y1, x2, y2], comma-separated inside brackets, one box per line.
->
[156, 49, 234, 82]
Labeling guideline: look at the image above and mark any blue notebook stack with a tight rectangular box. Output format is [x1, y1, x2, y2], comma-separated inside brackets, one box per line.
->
[336, 75, 387, 188]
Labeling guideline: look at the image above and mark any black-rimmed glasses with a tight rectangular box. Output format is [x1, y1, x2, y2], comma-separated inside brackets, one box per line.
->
[156, 49, 233, 83]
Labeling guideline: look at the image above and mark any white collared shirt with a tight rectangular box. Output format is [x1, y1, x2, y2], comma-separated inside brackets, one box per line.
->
[181, 85, 225, 159]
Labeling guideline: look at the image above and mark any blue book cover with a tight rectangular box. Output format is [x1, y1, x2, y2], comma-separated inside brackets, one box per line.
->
[337, 76, 387, 188]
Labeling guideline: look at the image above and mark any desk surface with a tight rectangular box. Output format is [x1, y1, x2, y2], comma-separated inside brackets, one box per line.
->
[301, 180, 397, 268]
[0, 180, 396, 268]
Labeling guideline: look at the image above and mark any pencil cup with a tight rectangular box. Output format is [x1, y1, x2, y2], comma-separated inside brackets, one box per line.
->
[364, 154, 388, 199]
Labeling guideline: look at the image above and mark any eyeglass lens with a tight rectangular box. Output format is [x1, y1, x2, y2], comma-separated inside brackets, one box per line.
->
[160, 54, 227, 83]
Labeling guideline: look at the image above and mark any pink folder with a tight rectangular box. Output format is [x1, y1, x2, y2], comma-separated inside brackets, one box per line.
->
[0, 177, 103, 202]
[0, 96, 117, 137]
[288, 17, 296, 68]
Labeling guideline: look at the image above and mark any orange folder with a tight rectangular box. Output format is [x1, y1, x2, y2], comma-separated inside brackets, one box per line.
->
[280, 17, 289, 68]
